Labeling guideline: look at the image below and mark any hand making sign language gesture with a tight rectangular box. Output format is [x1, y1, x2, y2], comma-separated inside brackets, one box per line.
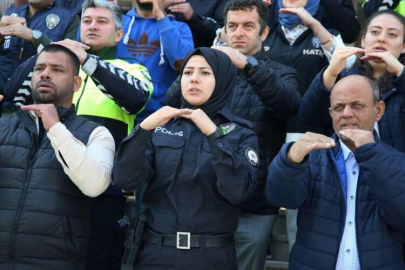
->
[287, 132, 335, 164]
[21, 104, 61, 131]
[140, 106, 192, 131]
[361, 50, 405, 77]
[140, 106, 217, 136]
[323, 47, 366, 90]
[279, 4, 334, 51]
[0, 15, 32, 43]
[165, 0, 195, 21]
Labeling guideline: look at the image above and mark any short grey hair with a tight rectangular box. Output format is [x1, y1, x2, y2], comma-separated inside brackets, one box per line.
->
[331, 75, 380, 105]
[82, 0, 122, 31]
[362, 76, 380, 105]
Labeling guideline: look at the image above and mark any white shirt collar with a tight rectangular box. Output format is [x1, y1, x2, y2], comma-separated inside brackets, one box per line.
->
[28, 110, 40, 134]
[339, 139, 353, 162]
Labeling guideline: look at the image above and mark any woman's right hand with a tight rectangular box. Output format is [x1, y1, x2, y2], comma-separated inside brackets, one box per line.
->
[140, 106, 192, 131]
[279, 7, 316, 27]
[361, 51, 405, 77]
[323, 47, 365, 90]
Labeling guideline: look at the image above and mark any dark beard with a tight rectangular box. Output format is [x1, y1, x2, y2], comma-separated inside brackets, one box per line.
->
[136, 0, 153, 11]
[32, 80, 72, 106]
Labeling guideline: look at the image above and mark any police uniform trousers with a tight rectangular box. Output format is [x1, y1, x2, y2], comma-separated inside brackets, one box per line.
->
[134, 241, 238, 270]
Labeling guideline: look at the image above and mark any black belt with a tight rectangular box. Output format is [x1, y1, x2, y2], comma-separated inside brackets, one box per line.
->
[144, 230, 234, 249]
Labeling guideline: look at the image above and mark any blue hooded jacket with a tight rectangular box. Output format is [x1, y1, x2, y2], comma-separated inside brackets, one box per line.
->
[117, 9, 194, 122]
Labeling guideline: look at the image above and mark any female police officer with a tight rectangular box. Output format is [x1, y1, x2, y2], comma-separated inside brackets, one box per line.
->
[113, 47, 259, 269]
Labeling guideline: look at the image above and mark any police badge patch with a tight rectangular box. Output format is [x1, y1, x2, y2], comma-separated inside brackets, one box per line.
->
[245, 147, 259, 167]
[218, 123, 236, 136]
[46, 14, 60, 30]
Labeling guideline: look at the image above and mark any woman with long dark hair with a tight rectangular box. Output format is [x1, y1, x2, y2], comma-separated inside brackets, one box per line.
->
[300, 9, 405, 152]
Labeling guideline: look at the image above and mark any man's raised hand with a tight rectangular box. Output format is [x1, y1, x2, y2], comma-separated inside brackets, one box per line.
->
[21, 104, 60, 131]
[287, 132, 335, 164]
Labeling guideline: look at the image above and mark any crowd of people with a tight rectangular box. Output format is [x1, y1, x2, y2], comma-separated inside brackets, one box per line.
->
[0, 0, 405, 270]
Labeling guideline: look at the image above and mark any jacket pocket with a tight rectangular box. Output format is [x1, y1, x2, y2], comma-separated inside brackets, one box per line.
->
[63, 214, 81, 261]
[152, 135, 186, 176]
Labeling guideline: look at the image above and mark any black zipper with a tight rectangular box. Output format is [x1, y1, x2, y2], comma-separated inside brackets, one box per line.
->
[9, 131, 39, 264]
[229, 75, 241, 110]
[64, 215, 76, 260]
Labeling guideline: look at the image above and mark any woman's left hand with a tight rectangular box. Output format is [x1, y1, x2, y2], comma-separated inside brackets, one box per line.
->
[279, 7, 317, 27]
[181, 109, 217, 136]
[361, 51, 404, 77]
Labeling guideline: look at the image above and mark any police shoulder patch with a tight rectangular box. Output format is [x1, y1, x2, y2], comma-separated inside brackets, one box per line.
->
[245, 147, 259, 167]
[218, 123, 236, 136]
[46, 14, 60, 30]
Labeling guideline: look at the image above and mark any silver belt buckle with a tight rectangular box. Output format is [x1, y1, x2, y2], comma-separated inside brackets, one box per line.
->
[176, 232, 191, 249]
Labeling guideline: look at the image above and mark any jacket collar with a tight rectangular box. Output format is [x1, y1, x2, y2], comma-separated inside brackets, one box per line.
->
[17, 105, 76, 134]
[252, 47, 267, 61]
[21, 2, 55, 18]
[213, 106, 254, 129]
[89, 46, 117, 60]
[274, 23, 313, 45]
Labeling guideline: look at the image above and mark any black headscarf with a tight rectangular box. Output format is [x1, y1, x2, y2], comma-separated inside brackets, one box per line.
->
[180, 47, 237, 118]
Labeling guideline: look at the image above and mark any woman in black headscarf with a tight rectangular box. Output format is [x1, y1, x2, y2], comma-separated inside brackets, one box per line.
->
[113, 47, 259, 270]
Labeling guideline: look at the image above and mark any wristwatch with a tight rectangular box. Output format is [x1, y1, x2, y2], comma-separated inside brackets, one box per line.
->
[208, 127, 223, 140]
[32, 30, 42, 44]
[207, 123, 236, 140]
[243, 56, 259, 73]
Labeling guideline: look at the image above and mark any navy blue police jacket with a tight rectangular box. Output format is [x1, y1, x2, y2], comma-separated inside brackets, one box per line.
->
[165, 49, 300, 215]
[266, 136, 405, 270]
[55, 0, 84, 15]
[0, 3, 75, 92]
[113, 107, 259, 234]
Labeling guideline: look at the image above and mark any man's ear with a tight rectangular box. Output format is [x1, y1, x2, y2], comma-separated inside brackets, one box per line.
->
[115, 29, 124, 44]
[260, 26, 270, 42]
[375, 100, 385, 121]
[73, 75, 82, 93]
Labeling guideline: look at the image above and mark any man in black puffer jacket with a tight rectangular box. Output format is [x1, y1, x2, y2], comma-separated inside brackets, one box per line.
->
[0, 44, 115, 270]
[165, 1, 300, 268]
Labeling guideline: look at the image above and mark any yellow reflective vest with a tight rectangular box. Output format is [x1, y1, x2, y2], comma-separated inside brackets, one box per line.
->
[73, 58, 153, 135]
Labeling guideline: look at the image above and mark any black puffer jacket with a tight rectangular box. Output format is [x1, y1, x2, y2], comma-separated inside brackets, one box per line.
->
[165, 49, 300, 214]
[169, 0, 226, 47]
[0, 106, 99, 270]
